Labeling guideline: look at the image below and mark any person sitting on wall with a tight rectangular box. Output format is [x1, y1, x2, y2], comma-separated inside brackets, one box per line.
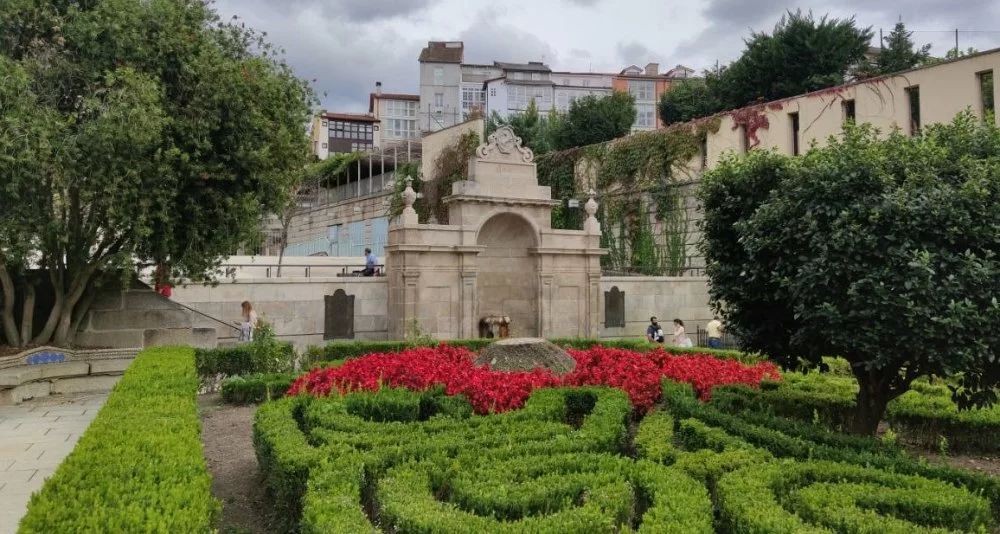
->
[646, 317, 665, 343]
[363, 248, 376, 276]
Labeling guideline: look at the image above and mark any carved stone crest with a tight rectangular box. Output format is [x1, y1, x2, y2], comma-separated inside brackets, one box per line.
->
[475, 125, 534, 163]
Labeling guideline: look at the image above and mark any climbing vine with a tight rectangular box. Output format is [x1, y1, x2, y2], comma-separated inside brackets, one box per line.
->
[387, 132, 479, 224]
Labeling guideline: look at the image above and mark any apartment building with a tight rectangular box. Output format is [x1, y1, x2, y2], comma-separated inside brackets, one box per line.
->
[552, 72, 614, 112]
[612, 63, 683, 131]
[418, 41, 465, 132]
[310, 112, 378, 160]
[369, 82, 420, 150]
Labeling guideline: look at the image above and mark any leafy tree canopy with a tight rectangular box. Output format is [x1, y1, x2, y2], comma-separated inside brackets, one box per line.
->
[658, 78, 722, 126]
[858, 21, 932, 76]
[699, 112, 1000, 435]
[0, 0, 314, 346]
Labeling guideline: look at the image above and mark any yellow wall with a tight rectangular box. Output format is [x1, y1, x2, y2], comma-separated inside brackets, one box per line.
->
[705, 50, 999, 167]
[419, 118, 485, 181]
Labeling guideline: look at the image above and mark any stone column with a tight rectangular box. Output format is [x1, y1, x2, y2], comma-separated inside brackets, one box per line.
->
[587, 272, 602, 338]
[460, 271, 477, 339]
[402, 270, 421, 336]
[539, 272, 555, 337]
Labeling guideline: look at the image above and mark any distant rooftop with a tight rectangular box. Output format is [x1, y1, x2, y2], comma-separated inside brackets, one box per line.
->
[495, 61, 552, 72]
[320, 112, 378, 123]
[419, 41, 464, 63]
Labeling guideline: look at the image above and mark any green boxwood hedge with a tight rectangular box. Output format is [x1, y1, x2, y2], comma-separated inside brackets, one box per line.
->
[18, 346, 220, 533]
[196, 342, 295, 378]
[221, 372, 298, 404]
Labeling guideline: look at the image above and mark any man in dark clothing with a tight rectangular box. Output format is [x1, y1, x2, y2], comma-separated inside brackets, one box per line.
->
[646, 317, 664, 343]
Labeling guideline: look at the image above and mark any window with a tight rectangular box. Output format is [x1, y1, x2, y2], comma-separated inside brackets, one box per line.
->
[635, 103, 656, 129]
[556, 91, 569, 111]
[842, 99, 856, 123]
[740, 126, 749, 153]
[433, 67, 443, 85]
[531, 72, 541, 81]
[386, 118, 417, 139]
[511, 72, 524, 80]
[582, 79, 590, 87]
[350, 142, 372, 153]
[490, 87, 497, 97]
[386, 100, 417, 118]
[979, 70, 995, 119]
[461, 85, 486, 111]
[905, 86, 921, 136]
[629, 80, 655, 102]
[434, 93, 444, 108]
[789, 112, 800, 156]
[508, 85, 528, 110]
[321, 142, 328, 149]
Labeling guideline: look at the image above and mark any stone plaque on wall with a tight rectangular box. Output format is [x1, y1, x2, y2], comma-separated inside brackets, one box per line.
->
[604, 286, 625, 328]
[324, 289, 355, 340]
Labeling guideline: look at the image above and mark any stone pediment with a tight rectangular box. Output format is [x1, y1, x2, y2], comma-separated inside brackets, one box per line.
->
[476, 126, 534, 164]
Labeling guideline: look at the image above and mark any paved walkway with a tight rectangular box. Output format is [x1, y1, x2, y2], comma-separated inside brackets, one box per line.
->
[0, 393, 107, 534]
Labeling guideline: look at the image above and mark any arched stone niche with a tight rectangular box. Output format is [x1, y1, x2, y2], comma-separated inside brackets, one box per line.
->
[385, 126, 605, 340]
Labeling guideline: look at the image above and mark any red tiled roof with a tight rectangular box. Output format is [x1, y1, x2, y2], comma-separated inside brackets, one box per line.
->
[419, 41, 464, 63]
[321, 112, 378, 123]
[369, 92, 419, 112]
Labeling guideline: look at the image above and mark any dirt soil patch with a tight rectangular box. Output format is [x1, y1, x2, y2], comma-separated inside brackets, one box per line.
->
[904, 446, 1000, 478]
[199, 394, 280, 534]
[474, 337, 576, 375]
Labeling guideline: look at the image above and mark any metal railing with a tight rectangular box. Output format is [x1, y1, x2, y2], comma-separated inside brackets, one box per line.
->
[218, 263, 386, 279]
[694, 325, 740, 350]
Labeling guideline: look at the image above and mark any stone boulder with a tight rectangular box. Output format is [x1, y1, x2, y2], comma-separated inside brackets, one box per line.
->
[473, 338, 576, 376]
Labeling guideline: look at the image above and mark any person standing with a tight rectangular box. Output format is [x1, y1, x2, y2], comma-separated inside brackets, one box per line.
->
[363, 247, 377, 276]
[236, 301, 258, 343]
[706, 316, 724, 349]
[646, 317, 665, 343]
[672, 318, 693, 347]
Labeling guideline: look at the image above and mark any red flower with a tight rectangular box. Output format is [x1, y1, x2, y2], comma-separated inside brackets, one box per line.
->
[288, 343, 780, 414]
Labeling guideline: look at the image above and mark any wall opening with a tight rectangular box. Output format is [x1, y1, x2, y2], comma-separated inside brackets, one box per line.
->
[475, 213, 539, 338]
[789, 112, 800, 156]
[842, 99, 856, 124]
[979, 70, 995, 120]
[905, 86, 921, 136]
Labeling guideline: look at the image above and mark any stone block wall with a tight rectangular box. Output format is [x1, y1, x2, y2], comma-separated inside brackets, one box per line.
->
[170, 277, 389, 351]
[76, 289, 217, 349]
[598, 276, 712, 339]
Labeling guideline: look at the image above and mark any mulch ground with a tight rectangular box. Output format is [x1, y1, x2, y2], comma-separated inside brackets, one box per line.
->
[199, 394, 281, 534]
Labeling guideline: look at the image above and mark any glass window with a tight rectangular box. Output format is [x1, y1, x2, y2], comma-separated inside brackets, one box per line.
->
[531, 72, 541, 81]
[490, 87, 497, 97]
[434, 93, 444, 108]
[629, 80, 655, 102]
[433, 67, 443, 85]
[635, 103, 656, 129]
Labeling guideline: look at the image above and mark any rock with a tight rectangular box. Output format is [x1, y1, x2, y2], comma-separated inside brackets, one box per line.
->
[473, 338, 576, 376]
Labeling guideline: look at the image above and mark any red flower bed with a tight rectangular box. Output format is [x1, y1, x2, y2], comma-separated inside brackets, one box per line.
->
[289, 344, 780, 414]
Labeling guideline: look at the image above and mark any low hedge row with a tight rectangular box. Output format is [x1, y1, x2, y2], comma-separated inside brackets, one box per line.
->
[712, 374, 1000, 453]
[221, 372, 298, 404]
[195, 341, 295, 378]
[718, 460, 994, 533]
[302, 337, 763, 365]
[662, 379, 1000, 518]
[18, 347, 220, 533]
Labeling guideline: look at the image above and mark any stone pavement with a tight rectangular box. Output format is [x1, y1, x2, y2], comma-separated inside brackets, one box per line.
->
[0, 392, 107, 534]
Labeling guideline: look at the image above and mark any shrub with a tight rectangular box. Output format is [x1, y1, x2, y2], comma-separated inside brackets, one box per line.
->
[18, 347, 220, 533]
[221, 372, 298, 404]
[549, 337, 766, 364]
[252, 396, 322, 524]
[718, 460, 994, 533]
[196, 330, 295, 379]
[634, 409, 677, 464]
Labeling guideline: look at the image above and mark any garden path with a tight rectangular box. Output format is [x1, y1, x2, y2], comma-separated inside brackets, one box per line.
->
[0, 392, 106, 534]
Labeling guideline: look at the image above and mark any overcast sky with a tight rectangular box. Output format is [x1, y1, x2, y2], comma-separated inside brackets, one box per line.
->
[211, 0, 1000, 112]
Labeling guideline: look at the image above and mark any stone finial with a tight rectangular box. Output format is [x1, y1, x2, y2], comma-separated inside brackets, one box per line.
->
[475, 125, 534, 163]
[584, 189, 598, 217]
[401, 176, 418, 225]
[584, 189, 600, 235]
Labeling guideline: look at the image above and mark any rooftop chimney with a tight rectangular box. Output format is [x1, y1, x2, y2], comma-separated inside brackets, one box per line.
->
[645, 62, 659, 76]
[376, 81, 382, 96]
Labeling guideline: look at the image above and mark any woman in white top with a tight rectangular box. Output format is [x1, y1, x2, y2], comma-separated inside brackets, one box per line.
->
[672, 318, 693, 347]
[237, 301, 258, 342]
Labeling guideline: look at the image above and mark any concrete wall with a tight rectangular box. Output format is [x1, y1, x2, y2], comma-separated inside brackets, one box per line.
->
[419, 61, 462, 132]
[599, 276, 712, 339]
[170, 278, 389, 351]
[286, 192, 392, 246]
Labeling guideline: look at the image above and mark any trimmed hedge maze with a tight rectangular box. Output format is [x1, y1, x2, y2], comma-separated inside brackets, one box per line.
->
[255, 380, 998, 533]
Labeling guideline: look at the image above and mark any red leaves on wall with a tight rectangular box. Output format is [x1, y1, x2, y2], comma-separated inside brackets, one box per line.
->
[289, 344, 780, 414]
[729, 106, 771, 149]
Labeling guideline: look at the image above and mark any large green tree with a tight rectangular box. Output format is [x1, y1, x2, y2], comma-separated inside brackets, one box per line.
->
[0, 0, 314, 346]
[485, 99, 555, 155]
[700, 113, 1000, 435]
[658, 78, 723, 126]
[860, 21, 932, 76]
[551, 91, 636, 150]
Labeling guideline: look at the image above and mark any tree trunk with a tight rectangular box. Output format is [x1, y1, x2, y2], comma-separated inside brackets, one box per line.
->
[66, 288, 97, 345]
[19, 285, 35, 347]
[33, 268, 64, 345]
[53, 270, 96, 345]
[851, 383, 889, 435]
[275, 218, 291, 278]
[0, 265, 20, 347]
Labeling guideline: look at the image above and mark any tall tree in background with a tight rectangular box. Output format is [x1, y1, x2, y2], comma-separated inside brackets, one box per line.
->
[718, 10, 873, 108]
[486, 99, 554, 155]
[861, 21, 932, 76]
[552, 91, 636, 150]
[658, 78, 723, 126]
[0, 0, 314, 346]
